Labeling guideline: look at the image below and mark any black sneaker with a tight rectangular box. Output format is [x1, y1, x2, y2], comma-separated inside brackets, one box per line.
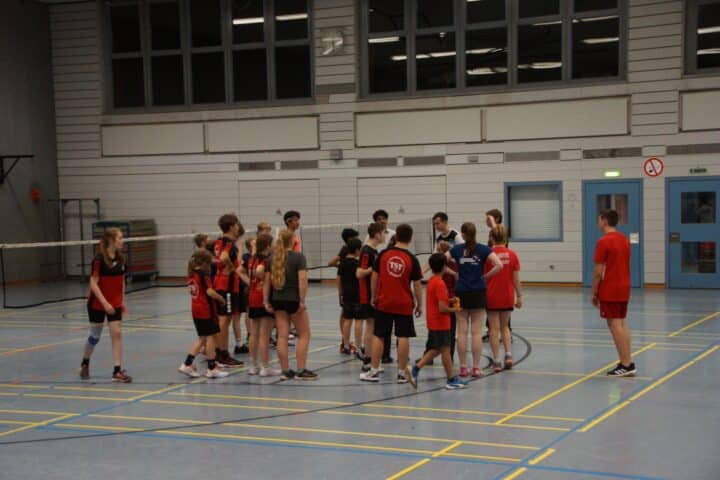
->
[482, 333, 490, 342]
[607, 363, 636, 377]
[234, 344, 249, 355]
[381, 356, 394, 364]
[280, 369, 296, 381]
[222, 355, 244, 367]
[361, 363, 371, 373]
[355, 350, 366, 362]
[79, 364, 90, 380]
[397, 372, 409, 384]
[340, 345, 352, 355]
[296, 369, 318, 381]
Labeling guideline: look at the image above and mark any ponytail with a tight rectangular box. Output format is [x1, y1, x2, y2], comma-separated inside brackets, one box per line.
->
[98, 228, 124, 268]
[271, 230, 294, 290]
[489, 225, 508, 247]
[461, 222, 477, 257]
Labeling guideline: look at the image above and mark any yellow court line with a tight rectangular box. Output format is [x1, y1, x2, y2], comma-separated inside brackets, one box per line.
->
[668, 311, 720, 338]
[386, 441, 464, 480]
[0, 337, 84, 357]
[0, 413, 78, 438]
[495, 342, 657, 425]
[167, 392, 348, 406]
[580, 345, 719, 433]
[89, 413, 541, 451]
[0, 383, 50, 390]
[510, 370, 653, 381]
[23, 393, 131, 402]
[502, 448, 556, 480]
[0, 420, 34, 425]
[322, 411, 570, 432]
[0, 408, 76, 416]
[141, 399, 307, 412]
[53, 386, 153, 394]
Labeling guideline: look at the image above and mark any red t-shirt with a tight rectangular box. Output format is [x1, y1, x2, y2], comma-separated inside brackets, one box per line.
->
[247, 255, 268, 309]
[292, 233, 301, 252]
[594, 231, 631, 302]
[189, 271, 214, 320]
[358, 244, 378, 305]
[426, 276, 451, 330]
[212, 237, 239, 293]
[88, 254, 125, 310]
[373, 246, 422, 316]
[485, 246, 521, 310]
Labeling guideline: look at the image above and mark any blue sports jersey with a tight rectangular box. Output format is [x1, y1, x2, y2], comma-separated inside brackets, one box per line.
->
[450, 243, 493, 293]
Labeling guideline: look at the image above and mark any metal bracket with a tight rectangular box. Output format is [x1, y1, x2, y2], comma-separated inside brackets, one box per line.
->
[0, 155, 34, 185]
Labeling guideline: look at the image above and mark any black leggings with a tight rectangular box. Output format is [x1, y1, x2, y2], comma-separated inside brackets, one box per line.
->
[425, 313, 457, 362]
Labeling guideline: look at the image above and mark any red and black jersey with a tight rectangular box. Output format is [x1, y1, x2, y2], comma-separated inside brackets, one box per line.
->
[212, 237, 239, 293]
[247, 255, 269, 309]
[189, 271, 215, 320]
[358, 244, 378, 306]
[373, 246, 422, 316]
[88, 253, 125, 310]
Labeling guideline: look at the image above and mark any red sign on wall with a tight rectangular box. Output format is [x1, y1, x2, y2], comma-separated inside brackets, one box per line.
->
[643, 157, 664, 177]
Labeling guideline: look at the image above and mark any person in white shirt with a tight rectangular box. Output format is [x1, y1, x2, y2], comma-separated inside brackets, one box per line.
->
[433, 212, 461, 247]
[371, 209, 395, 252]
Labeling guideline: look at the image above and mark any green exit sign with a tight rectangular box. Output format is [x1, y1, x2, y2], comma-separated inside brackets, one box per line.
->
[690, 167, 708, 174]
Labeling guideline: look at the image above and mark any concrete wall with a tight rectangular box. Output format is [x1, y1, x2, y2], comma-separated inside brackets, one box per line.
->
[48, 0, 720, 283]
[0, 0, 59, 282]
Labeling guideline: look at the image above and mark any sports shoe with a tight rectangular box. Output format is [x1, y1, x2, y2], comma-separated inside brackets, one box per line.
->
[296, 369, 318, 381]
[340, 345, 352, 355]
[381, 355, 394, 364]
[410, 365, 420, 388]
[361, 363, 371, 373]
[446, 376, 468, 390]
[397, 372, 409, 384]
[280, 369, 297, 381]
[607, 363, 636, 377]
[222, 356, 244, 367]
[205, 368, 229, 379]
[355, 350, 366, 362]
[112, 370, 133, 383]
[234, 344, 249, 355]
[79, 364, 89, 380]
[472, 367, 483, 378]
[247, 365, 260, 376]
[482, 333, 490, 342]
[493, 362, 502, 373]
[504, 354, 513, 370]
[349, 343, 358, 354]
[178, 363, 200, 378]
[377, 365, 385, 374]
[459, 365, 469, 377]
[360, 369, 380, 382]
[259, 366, 281, 377]
[215, 360, 229, 369]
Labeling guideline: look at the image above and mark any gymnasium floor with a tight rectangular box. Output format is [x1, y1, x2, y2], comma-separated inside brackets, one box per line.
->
[0, 285, 718, 480]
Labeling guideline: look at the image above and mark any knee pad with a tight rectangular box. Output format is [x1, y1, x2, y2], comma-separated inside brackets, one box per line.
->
[87, 324, 103, 348]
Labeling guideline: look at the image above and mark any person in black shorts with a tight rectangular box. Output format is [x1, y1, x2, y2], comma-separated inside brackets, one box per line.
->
[356, 222, 385, 369]
[337, 238, 364, 355]
[328, 228, 360, 352]
[79, 228, 132, 383]
[484, 209, 513, 341]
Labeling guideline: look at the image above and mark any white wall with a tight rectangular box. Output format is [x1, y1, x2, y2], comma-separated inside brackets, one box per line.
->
[49, 0, 720, 285]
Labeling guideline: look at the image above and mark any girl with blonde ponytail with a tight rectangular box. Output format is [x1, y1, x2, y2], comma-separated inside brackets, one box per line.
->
[264, 230, 317, 381]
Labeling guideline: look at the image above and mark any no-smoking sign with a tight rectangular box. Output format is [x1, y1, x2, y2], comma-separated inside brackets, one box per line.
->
[643, 157, 664, 177]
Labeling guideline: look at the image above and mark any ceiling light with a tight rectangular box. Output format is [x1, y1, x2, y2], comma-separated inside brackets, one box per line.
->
[368, 36, 400, 44]
[466, 48, 496, 55]
[520, 62, 561, 69]
[276, 13, 308, 21]
[532, 20, 562, 26]
[698, 25, 720, 34]
[233, 17, 264, 25]
[582, 36, 620, 44]
[697, 48, 720, 55]
[429, 51, 456, 58]
[573, 15, 618, 23]
[467, 67, 507, 75]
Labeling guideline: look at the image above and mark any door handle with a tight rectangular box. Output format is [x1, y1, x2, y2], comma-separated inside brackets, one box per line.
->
[669, 232, 680, 243]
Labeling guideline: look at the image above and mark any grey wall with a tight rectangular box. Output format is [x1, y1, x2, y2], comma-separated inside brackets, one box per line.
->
[0, 0, 59, 282]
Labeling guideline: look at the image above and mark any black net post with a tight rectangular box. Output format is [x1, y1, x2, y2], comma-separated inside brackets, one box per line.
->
[0, 247, 6, 309]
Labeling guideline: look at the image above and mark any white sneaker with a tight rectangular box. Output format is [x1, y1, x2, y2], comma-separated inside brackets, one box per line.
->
[248, 365, 260, 376]
[178, 364, 200, 378]
[259, 366, 282, 377]
[377, 366, 385, 374]
[205, 368, 229, 379]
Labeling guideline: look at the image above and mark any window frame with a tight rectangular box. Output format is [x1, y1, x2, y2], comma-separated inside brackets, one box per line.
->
[504, 181, 564, 242]
[359, 0, 627, 99]
[685, 0, 720, 76]
[103, 0, 315, 113]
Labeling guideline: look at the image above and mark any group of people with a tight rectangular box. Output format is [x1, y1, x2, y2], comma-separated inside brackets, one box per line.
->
[78, 206, 636, 385]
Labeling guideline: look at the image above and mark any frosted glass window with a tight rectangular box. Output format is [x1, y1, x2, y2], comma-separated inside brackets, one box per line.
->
[507, 183, 562, 240]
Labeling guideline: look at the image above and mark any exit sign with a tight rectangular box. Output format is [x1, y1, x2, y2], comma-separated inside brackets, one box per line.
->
[690, 167, 708, 174]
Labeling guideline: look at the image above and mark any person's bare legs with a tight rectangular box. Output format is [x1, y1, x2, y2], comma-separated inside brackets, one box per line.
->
[275, 312, 290, 371]
[363, 319, 374, 355]
[108, 320, 123, 367]
[370, 334, 384, 370]
[354, 318, 363, 349]
[487, 311, 501, 361]
[341, 317, 352, 349]
[231, 313, 242, 348]
[500, 311, 512, 356]
[82, 323, 104, 361]
[248, 319, 260, 366]
[608, 318, 632, 366]
[397, 337, 410, 371]
[217, 315, 230, 353]
[456, 310, 470, 367]
[470, 309, 485, 369]
[292, 309, 311, 371]
[439, 346, 453, 379]
[258, 317, 274, 365]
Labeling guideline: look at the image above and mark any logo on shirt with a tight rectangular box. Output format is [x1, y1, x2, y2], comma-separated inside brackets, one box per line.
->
[189, 283, 199, 298]
[387, 256, 406, 278]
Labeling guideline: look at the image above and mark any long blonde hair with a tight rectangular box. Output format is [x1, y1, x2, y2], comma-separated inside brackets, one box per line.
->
[489, 224, 508, 247]
[271, 229, 295, 289]
[98, 228, 124, 267]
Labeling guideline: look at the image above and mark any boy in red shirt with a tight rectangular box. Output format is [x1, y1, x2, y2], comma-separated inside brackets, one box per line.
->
[411, 254, 467, 390]
[485, 226, 522, 372]
[360, 224, 423, 384]
[592, 209, 635, 377]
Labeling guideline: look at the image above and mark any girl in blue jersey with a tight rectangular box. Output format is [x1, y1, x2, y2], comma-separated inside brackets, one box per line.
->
[450, 222, 503, 378]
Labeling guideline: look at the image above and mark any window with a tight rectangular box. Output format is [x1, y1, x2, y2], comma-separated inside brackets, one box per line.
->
[686, 0, 720, 73]
[506, 182, 563, 241]
[361, 0, 626, 96]
[105, 0, 313, 110]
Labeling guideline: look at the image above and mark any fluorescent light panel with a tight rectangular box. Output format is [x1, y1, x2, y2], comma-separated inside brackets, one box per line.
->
[233, 13, 307, 25]
[582, 36, 619, 44]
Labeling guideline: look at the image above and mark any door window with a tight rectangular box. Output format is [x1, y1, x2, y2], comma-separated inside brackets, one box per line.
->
[682, 242, 717, 274]
[596, 194, 628, 225]
[681, 192, 715, 224]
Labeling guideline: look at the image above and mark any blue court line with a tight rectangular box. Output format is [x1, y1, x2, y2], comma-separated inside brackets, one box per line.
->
[38, 425, 666, 480]
[493, 338, 720, 480]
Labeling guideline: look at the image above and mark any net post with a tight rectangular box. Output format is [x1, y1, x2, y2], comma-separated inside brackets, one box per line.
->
[0, 247, 7, 309]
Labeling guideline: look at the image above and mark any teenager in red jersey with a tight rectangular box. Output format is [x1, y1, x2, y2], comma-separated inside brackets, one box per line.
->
[212, 214, 248, 368]
[360, 224, 423, 384]
[485, 225, 522, 372]
[592, 209, 636, 377]
[79, 228, 131, 383]
[356, 222, 386, 369]
[246, 234, 280, 377]
[179, 250, 229, 379]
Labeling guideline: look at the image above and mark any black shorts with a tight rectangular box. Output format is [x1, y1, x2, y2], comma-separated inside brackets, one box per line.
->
[457, 290, 487, 310]
[342, 303, 373, 320]
[426, 330, 453, 350]
[487, 307, 514, 312]
[87, 305, 122, 323]
[374, 310, 416, 339]
[215, 291, 245, 315]
[193, 318, 220, 337]
[271, 300, 300, 315]
[248, 307, 274, 320]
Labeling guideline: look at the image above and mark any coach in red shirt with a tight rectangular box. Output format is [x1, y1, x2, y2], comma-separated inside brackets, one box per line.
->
[592, 209, 636, 377]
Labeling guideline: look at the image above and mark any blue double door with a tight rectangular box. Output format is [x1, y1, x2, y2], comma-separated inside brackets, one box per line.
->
[667, 178, 720, 288]
[583, 180, 643, 287]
